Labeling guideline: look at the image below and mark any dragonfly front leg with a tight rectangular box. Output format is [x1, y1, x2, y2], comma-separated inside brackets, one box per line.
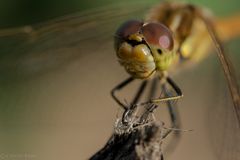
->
[121, 79, 148, 124]
[162, 82, 182, 154]
[140, 77, 182, 155]
[139, 77, 159, 123]
[111, 77, 149, 124]
[151, 77, 183, 104]
[139, 76, 182, 127]
[124, 80, 148, 117]
[111, 77, 149, 109]
[111, 77, 135, 110]
[138, 76, 183, 106]
[162, 82, 181, 130]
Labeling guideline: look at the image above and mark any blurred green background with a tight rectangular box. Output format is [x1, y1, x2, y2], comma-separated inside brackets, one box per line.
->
[0, 0, 117, 27]
[0, 0, 240, 28]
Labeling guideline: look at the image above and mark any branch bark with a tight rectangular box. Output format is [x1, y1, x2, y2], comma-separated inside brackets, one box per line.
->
[90, 120, 168, 160]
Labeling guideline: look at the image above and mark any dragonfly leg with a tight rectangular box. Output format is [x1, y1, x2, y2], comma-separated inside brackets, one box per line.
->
[161, 80, 182, 154]
[138, 76, 183, 106]
[139, 77, 181, 128]
[162, 83, 181, 130]
[139, 77, 159, 123]
[123, 80, 148, 118]
[150, 76, 183, 103]
[111, 76, 148, 108]
[111, 77, 134, 110]
[157, 77, 182, 138]
[111, 77, 149, 124]
[131, 80, 148, 105]
[147, 77, 159, 100]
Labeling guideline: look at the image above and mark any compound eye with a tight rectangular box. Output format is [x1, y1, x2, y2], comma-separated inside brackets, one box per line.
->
[142, 22, 174, 50]
[115, 20, 143, 39]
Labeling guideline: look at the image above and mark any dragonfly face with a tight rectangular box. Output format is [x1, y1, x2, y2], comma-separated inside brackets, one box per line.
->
[115, 20, 176, 79]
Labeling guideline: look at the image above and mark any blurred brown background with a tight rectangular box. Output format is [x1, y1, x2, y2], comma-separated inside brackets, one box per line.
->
[0, 0, 239, 160]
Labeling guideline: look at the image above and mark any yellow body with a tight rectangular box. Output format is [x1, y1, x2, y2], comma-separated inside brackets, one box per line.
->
[116, 2, 240, 79]
[146, 2, 240, 73]
[145, 3, 212, 72]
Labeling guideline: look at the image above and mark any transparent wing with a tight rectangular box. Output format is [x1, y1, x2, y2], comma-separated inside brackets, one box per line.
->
[0, 0, 157, 79]
[174, 40, 240, 160]
[207, 48, 240, 160]
[197, 10, 240, 124]
[0, 1, 161, 159]
[161, 4, 240, 160]
[180, 8, 240, 160]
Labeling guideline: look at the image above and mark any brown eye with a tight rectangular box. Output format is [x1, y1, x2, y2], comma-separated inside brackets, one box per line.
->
[142, 22, 174, 50]
[115, 20, 143, 39]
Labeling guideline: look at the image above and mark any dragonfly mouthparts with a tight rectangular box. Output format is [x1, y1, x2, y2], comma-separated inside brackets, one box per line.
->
[126, 39, 146, 47]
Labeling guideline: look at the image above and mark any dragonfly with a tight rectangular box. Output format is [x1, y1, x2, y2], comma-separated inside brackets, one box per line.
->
[0, 0, 239, 159]
[110, 1, 240, 158]
[111, 1, 240, 124]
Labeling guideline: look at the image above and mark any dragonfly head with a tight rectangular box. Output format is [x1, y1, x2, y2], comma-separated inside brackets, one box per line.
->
[115, 20, 177, 79]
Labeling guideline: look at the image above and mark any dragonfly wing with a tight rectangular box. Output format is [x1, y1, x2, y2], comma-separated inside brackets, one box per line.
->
[208, 57, 240, 160]
[196, 8, 240, 126]
[0, 1, 157, 79]
[195, 8, 240, 160]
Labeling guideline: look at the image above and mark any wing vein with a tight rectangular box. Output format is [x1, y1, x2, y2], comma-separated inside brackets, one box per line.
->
[197, 10, 240, 126]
